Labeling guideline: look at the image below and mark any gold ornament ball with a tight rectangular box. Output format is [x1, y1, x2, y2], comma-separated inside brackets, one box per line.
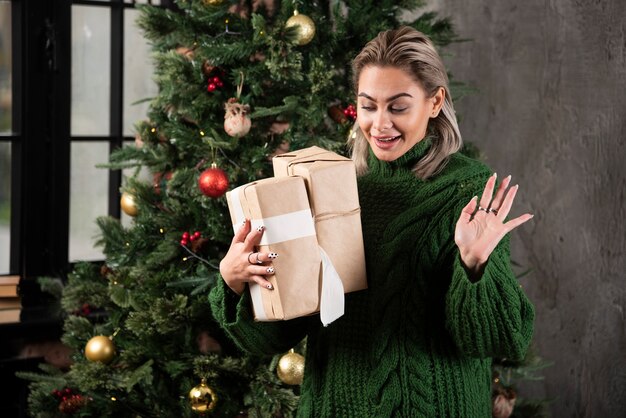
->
[285, 11, 316, 46]
[189, 379, 218, 413]
[85, 336, 116, 363]
[277, 351, 305, 385]
[120, 192, 138, 216]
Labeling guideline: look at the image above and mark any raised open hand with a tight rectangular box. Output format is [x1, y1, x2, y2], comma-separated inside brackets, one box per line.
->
[455, 173, 533, 274]
[219, 219, 277, 295]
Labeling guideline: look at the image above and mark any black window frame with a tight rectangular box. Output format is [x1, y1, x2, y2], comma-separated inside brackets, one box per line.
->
[3, 0, 169, 283]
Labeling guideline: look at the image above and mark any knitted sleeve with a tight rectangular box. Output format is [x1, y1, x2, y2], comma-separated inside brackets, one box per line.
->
[209, 277, 311, 355]
[443, 173, 534, 360]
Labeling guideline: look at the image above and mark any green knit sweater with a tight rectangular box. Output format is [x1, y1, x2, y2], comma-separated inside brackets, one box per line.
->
[209, 138, 534, 418]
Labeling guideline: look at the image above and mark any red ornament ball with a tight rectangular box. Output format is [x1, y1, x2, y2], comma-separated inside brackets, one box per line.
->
[198, 164, 229, 198]
[207, 83, 217, 92]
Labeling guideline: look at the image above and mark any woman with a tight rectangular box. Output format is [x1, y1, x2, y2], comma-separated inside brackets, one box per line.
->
[211, 26, 534, 417]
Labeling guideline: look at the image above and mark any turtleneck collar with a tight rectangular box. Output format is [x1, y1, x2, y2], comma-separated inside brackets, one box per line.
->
[366, 136, 434, 178]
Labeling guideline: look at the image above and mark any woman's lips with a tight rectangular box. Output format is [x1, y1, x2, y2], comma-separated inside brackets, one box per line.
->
[372, 135, 401, 149]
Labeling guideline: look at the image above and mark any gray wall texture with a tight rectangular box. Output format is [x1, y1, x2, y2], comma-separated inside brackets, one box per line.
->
[424, 0, 626, 416]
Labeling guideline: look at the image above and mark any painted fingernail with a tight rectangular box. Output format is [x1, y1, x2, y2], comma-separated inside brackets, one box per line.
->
[256, 225, 265, 232]
[268, 252, 278, 259]
[506, 174, 512, 182]
[266, 284, 274, 290]
[493, 172, 497, 179]
[266, 267, 275, 274]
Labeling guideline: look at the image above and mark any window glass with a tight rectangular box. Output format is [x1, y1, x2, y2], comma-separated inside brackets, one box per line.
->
[0, 1, 12, 134]
[0, 142, 9, 274]
[123, 8, 158, 136]
[69, 142, 109, 262]
[71, 6, 111, 136]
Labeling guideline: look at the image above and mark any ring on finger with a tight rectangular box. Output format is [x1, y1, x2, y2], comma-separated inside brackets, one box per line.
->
[478, 206, 489, 213]
[489, 208, 499, 215]
[247, 252, 263, 265]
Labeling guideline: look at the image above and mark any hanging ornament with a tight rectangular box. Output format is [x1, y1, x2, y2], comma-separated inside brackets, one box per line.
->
[84, 335, 116, 363]
[285, 10, 316, 46]
[277, 349, 305, 385]
[198, 163, 229, 198]
[224, 98, 251, 137]
[224, 73, 251, 137]
[188, 378, 218, 413]
[120, 192, 138, 217]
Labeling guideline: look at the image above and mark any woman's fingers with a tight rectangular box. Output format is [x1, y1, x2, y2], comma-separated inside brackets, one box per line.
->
[496, 184, 519, 220]
[459, 196, 478, 223]
[479, 173, 498, 210]
[504, 213, 534, 233]
[250, 275, 275, 290]
[490, 175, 512, 211]
[249, 265, 276, 290]
[232, 219, 251, 244]
[251, 251, 279, 264]
[243, 224, 265, 249]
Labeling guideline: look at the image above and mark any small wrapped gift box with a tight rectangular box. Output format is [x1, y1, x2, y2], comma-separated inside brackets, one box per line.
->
[226, 176, 344, 324]
[273, 146, 367, 294]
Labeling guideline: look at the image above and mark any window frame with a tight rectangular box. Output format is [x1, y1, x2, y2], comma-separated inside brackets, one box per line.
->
[4, 0, 167, 281]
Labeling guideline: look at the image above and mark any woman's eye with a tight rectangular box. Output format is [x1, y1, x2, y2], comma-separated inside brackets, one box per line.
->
[390, 107, 407, 113]
[360, 106, 374, 111]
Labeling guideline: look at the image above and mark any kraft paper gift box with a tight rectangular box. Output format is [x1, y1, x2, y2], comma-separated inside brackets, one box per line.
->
[272, 146, 367, 294]
[226, 176, 344, 324]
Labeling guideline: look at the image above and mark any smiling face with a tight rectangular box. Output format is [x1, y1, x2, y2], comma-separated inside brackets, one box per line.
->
[357, 65, 444, 162]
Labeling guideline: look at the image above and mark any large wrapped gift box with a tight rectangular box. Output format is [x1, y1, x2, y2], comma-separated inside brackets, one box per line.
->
[273, 146, 367, 293]
[226, 176, 323, 321]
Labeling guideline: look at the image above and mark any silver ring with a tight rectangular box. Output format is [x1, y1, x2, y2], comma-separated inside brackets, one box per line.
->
[489, 208, 499, 215]
[478, 206, 489, 212]
[254, 252, 262, 264]
[247, 252, 256, 264]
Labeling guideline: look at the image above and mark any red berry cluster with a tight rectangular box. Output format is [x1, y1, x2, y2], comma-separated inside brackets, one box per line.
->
[207, 76, 224, 92]
[180, 231, 202, 246]
[343, 104, 357, 121]
[51, 388, 80, 403]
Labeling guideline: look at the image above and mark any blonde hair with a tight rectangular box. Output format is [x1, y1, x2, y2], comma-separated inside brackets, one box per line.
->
[349, 26, 462, 179]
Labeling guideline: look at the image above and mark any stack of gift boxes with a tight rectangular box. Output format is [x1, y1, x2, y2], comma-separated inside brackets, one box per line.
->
[226, 147, 367, 325]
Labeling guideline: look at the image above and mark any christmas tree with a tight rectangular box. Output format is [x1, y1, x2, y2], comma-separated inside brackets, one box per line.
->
[19, 1, 468, 416]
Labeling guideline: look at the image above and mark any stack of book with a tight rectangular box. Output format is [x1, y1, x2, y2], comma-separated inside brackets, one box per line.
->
[0, 275, 21, 324]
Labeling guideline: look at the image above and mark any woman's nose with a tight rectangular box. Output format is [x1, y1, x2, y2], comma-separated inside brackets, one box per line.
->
[372, 110, 392, 132]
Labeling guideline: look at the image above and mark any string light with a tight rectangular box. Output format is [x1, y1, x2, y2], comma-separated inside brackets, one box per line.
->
[200, 130, 205, 136]
[159, 228, 164, 234]
[150, 127, 156, 133]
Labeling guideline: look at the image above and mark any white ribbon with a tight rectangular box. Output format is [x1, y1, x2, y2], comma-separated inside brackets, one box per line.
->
[319, 247, 345, 326]
[229, 183, 345, 325]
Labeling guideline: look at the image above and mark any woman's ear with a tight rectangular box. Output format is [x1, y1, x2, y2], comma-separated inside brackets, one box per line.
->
[430, 87, 445, 118]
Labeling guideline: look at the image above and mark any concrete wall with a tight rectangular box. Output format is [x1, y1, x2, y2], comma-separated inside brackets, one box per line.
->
[423, 0, 626, 416]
